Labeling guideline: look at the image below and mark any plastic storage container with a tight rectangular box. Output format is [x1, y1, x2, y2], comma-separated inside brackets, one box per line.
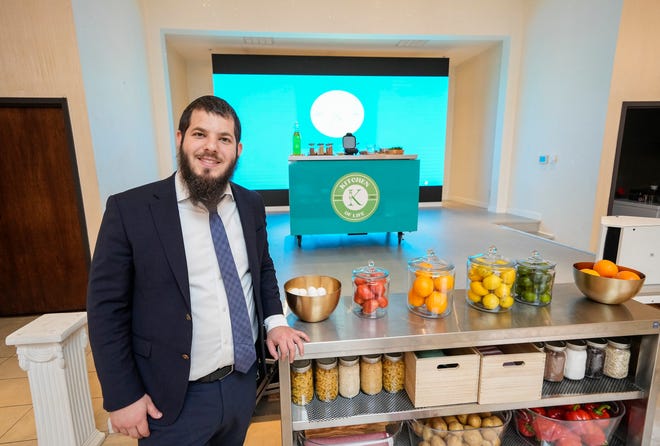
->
[466, 246, 516, 312]
[407, 249, 454, 318]
[514, 250, 556, 306]
[352, 260, 389, 319]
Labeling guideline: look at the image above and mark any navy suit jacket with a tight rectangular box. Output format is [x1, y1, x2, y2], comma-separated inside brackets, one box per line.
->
[86, 174, 283, 425]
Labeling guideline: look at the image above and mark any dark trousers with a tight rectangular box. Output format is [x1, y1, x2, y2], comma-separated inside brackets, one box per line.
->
[140, 364, 257, 446]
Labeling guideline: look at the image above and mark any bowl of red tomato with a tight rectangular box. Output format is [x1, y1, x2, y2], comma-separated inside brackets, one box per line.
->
[515, 401, 625, 445]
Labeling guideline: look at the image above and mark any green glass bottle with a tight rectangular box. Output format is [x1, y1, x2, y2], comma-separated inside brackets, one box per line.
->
[292, 122, 301, 155]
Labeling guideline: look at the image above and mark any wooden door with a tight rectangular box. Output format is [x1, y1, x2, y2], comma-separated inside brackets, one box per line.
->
[0, 98, 90, 316]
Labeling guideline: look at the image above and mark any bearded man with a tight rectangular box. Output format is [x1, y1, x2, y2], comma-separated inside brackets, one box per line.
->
[87, 95, 308, 445]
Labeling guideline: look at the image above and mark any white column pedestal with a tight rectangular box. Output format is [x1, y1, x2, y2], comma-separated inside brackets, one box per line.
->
[5, 312, 105, 446]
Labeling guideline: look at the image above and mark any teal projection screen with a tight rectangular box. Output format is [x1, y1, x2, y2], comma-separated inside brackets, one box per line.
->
[212, 55, 449, 205]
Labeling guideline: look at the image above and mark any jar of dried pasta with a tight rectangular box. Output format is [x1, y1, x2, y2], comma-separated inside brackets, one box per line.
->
[360, 354, 383, 395]
[291, 359, 313, 405]
[314, 357, 338, 402]
[382, 352, 405, 393]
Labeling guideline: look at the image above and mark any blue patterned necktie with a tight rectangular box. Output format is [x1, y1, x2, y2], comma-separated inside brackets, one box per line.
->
[208, 210, 256, 373]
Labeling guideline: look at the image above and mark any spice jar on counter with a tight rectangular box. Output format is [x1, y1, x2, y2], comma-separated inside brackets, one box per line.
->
[543, 341, 567, 382]
[291, 359, 313, 405]
[604, 337, 631, 379]
[360, 354, 383, 395]
[585, 338, 607, 379]
[315, 358, 338, 402]
[383, 352, 405, 393]
[352, 261, 389, 319]
[564, 340, 587, 380]
[338, 356, 360, 398]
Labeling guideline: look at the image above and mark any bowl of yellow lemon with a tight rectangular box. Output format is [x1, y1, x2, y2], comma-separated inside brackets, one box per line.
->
[573, 260, 645, 304]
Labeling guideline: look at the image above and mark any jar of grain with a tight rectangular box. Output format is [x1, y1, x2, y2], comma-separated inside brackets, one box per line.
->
[315, 357, 338, 402]
[383, 352, 405, 393]
[543, 341, 566, 382]
[338, 356, 360, 398]
[291, 359, 313, 405]
[604, 337, 631, 379]
[360, 354, 383, 395]
[564, 339, 587, 380]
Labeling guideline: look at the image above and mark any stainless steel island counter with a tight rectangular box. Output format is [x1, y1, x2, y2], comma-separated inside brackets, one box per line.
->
[278, 282, 660, 445]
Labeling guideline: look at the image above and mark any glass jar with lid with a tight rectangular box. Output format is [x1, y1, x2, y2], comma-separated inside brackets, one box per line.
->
[564, 339, 587, 380]
[585, 338, 607, 379]
[338, 356, 360, 398]
[543, 341, 567, 382]
[291, 359, 313, 405]
[514, 250, 556, 306]
[466, 246, 516, 312]
[314, 357, 338, 402]
[360, 354, 383, 395]
[407, 249, 454, 318]
[352, 260, 389, 319]
[604, 337, 631, 379]
[382, 352, 405, 393]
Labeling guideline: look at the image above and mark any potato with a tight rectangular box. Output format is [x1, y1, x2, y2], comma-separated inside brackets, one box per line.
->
[448, 421, 464, 432]
[444, 416, 458, 425]
[467, 414, 482, 428]
[446, 435, 462, 446]
[430, 435, 447, 446]
[418, 441, 431, 446]
[478, 412, 492, 418]
[484, 415, 503, 427]
[481, 428, 499, 441]
[462, 429, 483, 446]
[457, 414, 468, 425]
[423, 425, 434, 441]
[412, 420, 425, 436]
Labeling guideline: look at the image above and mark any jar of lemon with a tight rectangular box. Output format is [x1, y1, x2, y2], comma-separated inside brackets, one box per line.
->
[407, 249, 454, 318]
[466, 246, 516, 313]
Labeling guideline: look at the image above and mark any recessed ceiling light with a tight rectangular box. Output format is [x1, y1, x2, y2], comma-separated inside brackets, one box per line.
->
[243, 37, 274, 45]
[396, 40, 429, 48]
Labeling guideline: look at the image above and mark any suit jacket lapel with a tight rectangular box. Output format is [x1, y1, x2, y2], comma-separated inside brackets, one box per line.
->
[150, 175, 191, 310]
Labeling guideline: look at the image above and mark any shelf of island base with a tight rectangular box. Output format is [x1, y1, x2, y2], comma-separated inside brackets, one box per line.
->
[287, 155, 420, 246]
[278, 282, 660, 446]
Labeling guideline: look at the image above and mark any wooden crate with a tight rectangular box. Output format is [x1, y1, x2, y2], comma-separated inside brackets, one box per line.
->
[477, 343, 546, 404]
[404, 347, 480, 408]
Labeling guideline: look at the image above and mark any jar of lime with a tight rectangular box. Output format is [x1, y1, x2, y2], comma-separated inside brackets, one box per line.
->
[466, 246, 516, 312]
[514, 250, 556, 306]
[407, 249, 454, 318]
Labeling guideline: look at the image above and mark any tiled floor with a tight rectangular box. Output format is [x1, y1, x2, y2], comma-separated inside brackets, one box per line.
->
[0, 202, 656, 444]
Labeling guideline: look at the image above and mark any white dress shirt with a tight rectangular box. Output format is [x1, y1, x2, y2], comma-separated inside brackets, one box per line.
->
[175, 172, 286, 380]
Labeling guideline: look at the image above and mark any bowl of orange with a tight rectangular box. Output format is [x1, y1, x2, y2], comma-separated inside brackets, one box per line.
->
[573, 260, 645, 304]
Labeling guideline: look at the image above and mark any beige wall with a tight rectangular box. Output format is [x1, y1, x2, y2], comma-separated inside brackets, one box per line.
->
[592, 0, 660, 249]
[0, 0, 101, 249]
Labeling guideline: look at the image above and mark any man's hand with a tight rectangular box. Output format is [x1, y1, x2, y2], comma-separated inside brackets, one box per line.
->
[110, 394, 162, 439]
[266, 326, 309, 362]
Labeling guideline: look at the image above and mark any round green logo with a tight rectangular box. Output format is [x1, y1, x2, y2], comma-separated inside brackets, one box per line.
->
[331, 172, 380, 222]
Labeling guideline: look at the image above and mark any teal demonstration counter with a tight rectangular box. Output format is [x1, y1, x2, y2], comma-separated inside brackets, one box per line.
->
[288, 154, 420, 246]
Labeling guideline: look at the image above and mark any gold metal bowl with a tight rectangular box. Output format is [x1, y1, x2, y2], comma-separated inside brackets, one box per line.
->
[573, 262, 645, 304]
[284, 275, 341, 322]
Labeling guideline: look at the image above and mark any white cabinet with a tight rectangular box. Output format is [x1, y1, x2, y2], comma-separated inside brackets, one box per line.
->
[278, 283, 660, 445]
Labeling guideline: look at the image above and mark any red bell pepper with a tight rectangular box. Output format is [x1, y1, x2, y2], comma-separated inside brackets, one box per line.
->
[581, 426, 607, 446]
[516, 410, 535, 437]
[530, 406, 547, 416]
[564, 404, 592, 421]
[546, 406, 565, 419]
[555, 434, 582, 446]
[585, 403, 611, 419]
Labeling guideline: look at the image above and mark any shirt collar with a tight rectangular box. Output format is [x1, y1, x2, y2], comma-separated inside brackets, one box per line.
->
[174, 170, 234, 210]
